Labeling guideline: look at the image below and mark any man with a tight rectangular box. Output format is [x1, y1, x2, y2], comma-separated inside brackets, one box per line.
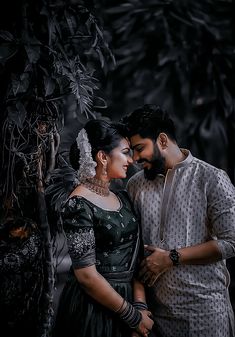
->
[123, 104, 235, 337]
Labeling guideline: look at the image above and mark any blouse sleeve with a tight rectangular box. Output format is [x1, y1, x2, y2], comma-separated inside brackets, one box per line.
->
[207, 169, 235, 259]
[62, 197, 96, 269]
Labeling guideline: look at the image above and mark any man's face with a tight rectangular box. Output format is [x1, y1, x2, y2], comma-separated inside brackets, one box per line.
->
[130, 134, 166, 180]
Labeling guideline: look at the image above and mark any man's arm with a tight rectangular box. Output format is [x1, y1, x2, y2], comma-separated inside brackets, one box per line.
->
[140, 240, 222, 286]
[140, 169, 235, 286]
[207, 169, 235, 259]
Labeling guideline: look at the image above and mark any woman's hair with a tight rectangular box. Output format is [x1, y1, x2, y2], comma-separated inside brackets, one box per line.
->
[69, 119, 128, 170]
[122, 104, 177, 142]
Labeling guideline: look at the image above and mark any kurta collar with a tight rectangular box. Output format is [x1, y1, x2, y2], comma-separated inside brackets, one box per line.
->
[154, 149, 193, 179]
[173, 149, 193, 169]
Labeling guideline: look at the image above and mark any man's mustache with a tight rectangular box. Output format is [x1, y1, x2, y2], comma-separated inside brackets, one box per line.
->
[137, 158, 152, 164]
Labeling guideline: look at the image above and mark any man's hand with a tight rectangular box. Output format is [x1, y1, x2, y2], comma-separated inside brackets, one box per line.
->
[139, 245, 172, 286]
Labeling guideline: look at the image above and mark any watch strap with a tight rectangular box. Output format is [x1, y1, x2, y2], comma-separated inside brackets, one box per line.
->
[169, 249, 180, 266]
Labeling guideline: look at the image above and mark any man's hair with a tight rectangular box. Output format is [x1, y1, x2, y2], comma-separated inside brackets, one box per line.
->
[122, 104, 177, 142]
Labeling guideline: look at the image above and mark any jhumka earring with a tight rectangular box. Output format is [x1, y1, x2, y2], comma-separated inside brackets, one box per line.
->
[102, 162, 108, 176]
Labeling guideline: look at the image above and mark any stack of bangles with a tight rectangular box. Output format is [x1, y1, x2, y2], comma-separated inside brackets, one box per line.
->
[133, 301, 148, 311]
[115, 299, 148, 330]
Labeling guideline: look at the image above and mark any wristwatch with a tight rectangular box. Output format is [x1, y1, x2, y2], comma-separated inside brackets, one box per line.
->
[169, 249, 180, 266]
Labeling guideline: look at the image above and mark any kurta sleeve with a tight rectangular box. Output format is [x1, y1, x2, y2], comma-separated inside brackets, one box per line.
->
[207, 169, 235, 259]
[62, 197, 96, 269]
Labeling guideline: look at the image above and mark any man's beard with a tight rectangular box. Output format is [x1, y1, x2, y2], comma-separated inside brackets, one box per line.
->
[138, 147, 166, 180]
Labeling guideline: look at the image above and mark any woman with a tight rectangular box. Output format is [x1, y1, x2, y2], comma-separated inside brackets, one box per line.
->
[52, 119, 153, 337]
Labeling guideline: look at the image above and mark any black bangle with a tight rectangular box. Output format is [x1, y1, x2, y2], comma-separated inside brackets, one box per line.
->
[118, 301, 142, 329]
[133, 301, 148, 311]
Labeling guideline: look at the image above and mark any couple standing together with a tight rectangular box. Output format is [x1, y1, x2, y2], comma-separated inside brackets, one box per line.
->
[52, 104, 235, 337]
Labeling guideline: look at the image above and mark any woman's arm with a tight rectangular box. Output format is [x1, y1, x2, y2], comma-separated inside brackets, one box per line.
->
[132, 278, 153, 337]
[74, 265, 153, 337]
[74, 265, 125, 311]
[133, 278, 146, 303]
[63, 197, 153, 335]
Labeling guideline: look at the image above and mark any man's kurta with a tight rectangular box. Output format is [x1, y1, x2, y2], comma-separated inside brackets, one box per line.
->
[127, 150, 235, 337]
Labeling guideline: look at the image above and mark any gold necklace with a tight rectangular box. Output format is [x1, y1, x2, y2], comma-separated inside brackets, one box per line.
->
[81, 177, 110, 197]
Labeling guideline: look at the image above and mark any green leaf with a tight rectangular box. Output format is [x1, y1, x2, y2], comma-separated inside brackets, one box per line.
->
[44, 77, 56, 97]
[11, 73, 30, 96]
[7, 102, 27, 129]
[0, 30, 15, 41]
[24, 45, 41, 64]
[0, 43, 18, 65]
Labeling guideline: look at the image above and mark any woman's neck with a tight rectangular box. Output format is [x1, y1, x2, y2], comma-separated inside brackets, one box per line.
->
[81, 176, 110, 197]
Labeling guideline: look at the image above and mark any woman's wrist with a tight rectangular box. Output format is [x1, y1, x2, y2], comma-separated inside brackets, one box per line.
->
[115, 298, 126, 313]
[116, 300, 142, 329]
[133, 301, 148, 311]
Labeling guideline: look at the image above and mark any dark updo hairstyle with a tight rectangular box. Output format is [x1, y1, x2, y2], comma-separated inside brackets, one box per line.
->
[69, 119, 128, 170]
[122, 104, 177, 142]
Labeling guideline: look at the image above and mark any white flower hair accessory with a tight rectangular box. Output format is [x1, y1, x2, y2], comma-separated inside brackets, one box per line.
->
[76, 128, 97, 181]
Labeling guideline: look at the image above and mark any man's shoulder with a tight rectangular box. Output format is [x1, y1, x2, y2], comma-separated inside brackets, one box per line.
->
[128, 170, 145, 183]
[127, 170, 145, 195]
[193, 156, 223, 174]
[192, 156, 229, 184]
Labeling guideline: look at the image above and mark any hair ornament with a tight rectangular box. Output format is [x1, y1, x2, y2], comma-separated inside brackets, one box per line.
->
[76, 128, 97, 181]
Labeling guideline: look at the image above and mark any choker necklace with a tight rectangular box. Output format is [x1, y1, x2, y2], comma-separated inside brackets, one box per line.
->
[81, 177, 110, 197]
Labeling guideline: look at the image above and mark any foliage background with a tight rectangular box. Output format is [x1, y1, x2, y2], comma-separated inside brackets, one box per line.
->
[0, 0, 234, 336]
[98, 0, 235, 182]
[0, 0, 114, 335]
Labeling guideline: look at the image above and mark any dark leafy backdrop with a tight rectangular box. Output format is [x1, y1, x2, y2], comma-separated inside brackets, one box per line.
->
[0, 0, 234, 336]
[98, 0, 235, 180]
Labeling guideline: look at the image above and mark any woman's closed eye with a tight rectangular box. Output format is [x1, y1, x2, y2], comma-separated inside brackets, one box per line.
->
[122, 149, 132, 155]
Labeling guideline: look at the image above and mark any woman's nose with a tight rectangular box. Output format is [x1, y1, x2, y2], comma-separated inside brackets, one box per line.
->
[128, 156, 133, 164]
[133, 152, 139, 162]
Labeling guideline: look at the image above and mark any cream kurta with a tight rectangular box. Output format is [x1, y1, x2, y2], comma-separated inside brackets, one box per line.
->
[127, 150, 235, 337]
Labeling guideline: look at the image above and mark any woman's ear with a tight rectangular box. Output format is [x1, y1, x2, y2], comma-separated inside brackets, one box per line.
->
[96, 150, 108, 165]
[96, 150, 108, 177]
[156, 133, 168, 150]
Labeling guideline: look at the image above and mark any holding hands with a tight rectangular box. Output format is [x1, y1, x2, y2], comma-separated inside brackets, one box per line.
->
[134, 308, 154, 337]
[116, 299, 153, 337]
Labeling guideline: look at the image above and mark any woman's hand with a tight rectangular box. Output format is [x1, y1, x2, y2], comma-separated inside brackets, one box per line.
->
[132, 332, 141, 337]
[135, 310, 154, 337]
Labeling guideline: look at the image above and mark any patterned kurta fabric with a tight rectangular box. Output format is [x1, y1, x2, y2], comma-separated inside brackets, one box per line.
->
[127, 150, 235, 337]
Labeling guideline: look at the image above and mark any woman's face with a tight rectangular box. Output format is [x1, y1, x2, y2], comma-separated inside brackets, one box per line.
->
[107, 138, 133, 179]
